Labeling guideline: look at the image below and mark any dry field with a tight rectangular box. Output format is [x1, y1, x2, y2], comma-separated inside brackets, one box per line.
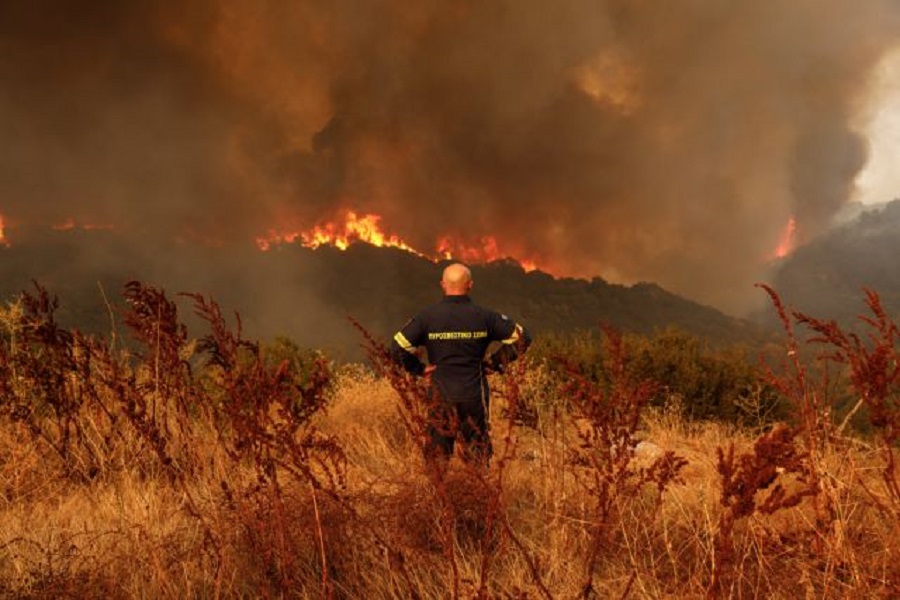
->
[1, 283, 899, 598]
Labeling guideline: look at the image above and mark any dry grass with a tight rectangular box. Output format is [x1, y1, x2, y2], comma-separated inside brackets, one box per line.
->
[0, 369, 898, 598]
[2, 283, 900, 598]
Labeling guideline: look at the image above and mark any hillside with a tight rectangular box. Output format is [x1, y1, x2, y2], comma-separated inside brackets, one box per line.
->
[0, 230, 770, 357]
[766, 199, 900, 326]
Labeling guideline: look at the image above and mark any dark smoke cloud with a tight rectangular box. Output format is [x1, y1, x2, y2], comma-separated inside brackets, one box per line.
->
[2, 0, 899, 315]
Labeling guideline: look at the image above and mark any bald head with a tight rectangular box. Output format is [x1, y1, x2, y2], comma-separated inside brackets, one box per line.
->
[441, 263, 473, 296]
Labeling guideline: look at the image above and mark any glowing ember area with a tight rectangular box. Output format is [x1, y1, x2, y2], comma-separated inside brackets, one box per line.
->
[52, 218, 115, 231]
[436, 235, 539, 272]
[53, 217, 79, 231]
[574, 50, 641, 115]
[437, 235, 500, 262]
[0, 215, 8, 247]
[257, 211, 541, 271]
[255, 211, 426, 257]
[773, 216, 797, 259]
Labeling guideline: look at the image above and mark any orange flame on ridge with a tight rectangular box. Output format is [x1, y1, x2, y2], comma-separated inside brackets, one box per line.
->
[52, 218, 115, 232]
[256, 211, 426, 257]
[1, 208, 543, 272]
[436, 235, 538, 272]
[773, 216, 797, 259]
[257, 211, 541, 272]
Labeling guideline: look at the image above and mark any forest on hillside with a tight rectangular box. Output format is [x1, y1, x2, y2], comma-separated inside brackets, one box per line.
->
[0, 237, 771, 361]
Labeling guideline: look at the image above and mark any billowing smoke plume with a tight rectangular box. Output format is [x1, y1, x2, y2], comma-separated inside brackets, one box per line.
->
[2, 0, 899, 314]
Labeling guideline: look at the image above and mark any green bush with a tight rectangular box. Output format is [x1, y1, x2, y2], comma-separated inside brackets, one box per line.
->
[530, 327, 787, 425]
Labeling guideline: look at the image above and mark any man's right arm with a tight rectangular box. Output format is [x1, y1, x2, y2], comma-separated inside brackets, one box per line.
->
[389, 318, 426, 376]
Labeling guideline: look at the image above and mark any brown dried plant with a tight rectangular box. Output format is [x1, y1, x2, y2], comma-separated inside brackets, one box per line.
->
[725, 283, 900, 597]
[184, 289, 347, 596]
[755, 285, 833, 524]
[0, 283, 118, 481]
[558, 325, 687, 598]
[710, 423, 818, 597]
[791, 288, 900, 514]
[187, 290, 344, 491]
[758, 285, 900, 515]
[0, 281, 350, 598]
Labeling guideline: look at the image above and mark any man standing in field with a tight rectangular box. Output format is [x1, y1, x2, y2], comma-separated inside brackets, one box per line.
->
[390, 262, 531, 466]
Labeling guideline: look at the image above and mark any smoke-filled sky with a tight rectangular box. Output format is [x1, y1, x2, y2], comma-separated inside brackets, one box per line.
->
[2, 0, 900, 315]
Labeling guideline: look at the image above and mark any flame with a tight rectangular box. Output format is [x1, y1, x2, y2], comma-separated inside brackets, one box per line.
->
[0, 215, 114, 246]
[436, 235, 500, 263]
[52, 218, 114, 232]
[773, 216, 797, 259]
[3, 208, 543, 271]
[53, 217, 76, 231]
[436, 235, 539, 272]
[257, 211, 541, 272]
[256, 211, 426, 257]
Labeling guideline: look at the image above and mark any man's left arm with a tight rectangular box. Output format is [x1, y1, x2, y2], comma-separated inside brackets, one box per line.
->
[487, 313, 532, 372]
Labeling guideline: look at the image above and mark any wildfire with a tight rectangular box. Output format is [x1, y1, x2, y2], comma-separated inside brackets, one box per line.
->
[0, 208, 543, 271]
[255, 211, 426, 257]
[257, 211, 540, 272]
[773, 216, 797, 259]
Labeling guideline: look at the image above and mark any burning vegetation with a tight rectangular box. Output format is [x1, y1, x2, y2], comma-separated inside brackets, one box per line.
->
[253, 209, 540, 271]
[772, 216, 798, 260]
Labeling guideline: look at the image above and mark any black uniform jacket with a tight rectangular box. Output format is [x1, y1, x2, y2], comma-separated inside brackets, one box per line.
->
[390, 295, 530, 403]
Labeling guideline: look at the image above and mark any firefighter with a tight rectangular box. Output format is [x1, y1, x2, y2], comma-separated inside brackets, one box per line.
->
[390, 262, 531, 466]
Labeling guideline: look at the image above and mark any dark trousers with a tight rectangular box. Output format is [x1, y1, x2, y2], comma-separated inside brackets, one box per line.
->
[425, 398, 492, 465]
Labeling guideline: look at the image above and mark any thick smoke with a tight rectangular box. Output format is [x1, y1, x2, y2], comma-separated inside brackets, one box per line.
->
[1, 0, 899, 314]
